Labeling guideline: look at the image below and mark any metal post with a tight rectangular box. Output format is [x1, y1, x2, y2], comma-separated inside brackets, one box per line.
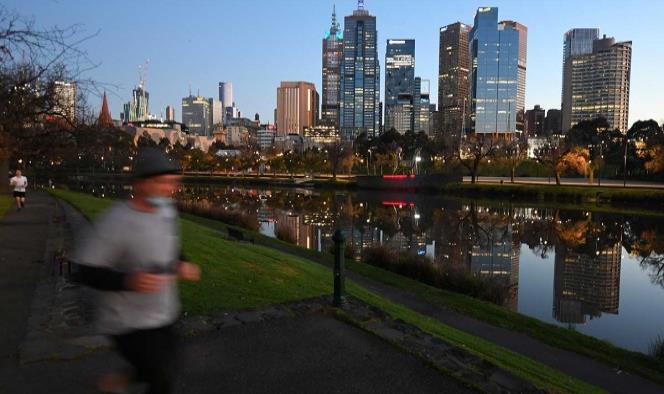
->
[332, 229, 346, 307]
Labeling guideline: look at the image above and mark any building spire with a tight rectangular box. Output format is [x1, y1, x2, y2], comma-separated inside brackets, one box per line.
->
[98, 91, 113, 127]
[357, 0, 364, 10]
[330, 4, 339, 33]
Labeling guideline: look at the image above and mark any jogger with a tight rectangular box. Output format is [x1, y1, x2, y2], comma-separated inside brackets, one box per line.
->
[9, 169, 27, 211]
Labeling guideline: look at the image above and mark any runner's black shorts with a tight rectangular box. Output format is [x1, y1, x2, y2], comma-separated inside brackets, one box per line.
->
[112, 324, 179, 393]
[13, 191, 25, 198]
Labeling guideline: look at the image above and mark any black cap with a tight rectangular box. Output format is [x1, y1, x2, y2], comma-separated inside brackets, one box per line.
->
[133, 147, 181, 179]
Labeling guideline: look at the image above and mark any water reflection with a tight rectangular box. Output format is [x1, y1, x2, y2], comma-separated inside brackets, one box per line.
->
[73, 181, 664, 353]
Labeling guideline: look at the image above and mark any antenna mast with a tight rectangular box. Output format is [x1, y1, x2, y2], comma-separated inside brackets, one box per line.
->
[358, 0, 365, 10]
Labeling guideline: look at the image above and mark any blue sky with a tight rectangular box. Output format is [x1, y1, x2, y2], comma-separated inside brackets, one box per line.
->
[13, 0, 664, 126]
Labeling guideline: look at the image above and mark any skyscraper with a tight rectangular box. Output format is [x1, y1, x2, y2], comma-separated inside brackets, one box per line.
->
[500, 20, 528, 132]
[384, 39, 415, 133]
[561, 28, 599, 131]
[438, 22, 470, 137]
[321, 5, 343, 128]
[165, 105, 175, 122]
[182, 95, 211, 136]
[567, 35, 632, 132]
[469, 7, 526, 135]
[218, 81, 237, 122]
[544, 109, 562, 135]
[208, 98, 223, 129]
[53, 81, 76, 123]
[525, 105, 546, 136]
[122, 86, 149, 123]
[413, 77, 430, 134]
[340, 1, 380, 140]
[276, 81, 319, 137]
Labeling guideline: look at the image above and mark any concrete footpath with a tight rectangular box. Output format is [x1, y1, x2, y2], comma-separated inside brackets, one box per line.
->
[0, 193, 475, 394]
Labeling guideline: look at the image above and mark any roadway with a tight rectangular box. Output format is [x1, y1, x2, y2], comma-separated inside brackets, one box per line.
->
[462, 176, 664, 189]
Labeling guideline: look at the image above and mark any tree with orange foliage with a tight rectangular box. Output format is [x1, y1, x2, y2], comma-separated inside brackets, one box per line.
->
[557, 147, 590, 182]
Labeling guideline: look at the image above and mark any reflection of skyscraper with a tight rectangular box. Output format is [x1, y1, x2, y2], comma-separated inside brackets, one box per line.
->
[553, 242, 621, 324]
[469, 218, 520, 310]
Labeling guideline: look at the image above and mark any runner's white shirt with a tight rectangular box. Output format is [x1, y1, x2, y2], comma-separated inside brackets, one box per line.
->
[10, 176, 28, 192]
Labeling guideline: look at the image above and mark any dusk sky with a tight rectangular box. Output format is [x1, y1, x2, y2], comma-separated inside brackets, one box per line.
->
[13, 0, 664, 126]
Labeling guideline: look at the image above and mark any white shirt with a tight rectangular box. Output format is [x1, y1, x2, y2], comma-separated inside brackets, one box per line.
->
[10, 176, 28, 192]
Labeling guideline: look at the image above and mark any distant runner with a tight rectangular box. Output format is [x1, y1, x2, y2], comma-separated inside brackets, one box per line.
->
[9, 169, 28, 211]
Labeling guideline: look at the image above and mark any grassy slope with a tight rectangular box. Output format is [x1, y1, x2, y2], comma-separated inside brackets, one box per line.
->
[443, 182, 664, 205]
[0, 195, 12, 217]
[51, 189, 602, 393]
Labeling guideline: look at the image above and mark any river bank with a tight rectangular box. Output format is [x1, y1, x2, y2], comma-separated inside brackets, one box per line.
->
[50, 188, 664, 391]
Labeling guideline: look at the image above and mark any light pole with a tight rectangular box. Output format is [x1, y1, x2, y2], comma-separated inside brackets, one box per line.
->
[623, 136, 629, 187]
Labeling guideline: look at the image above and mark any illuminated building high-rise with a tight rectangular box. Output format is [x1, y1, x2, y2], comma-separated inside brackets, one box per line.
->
[469, 7, 527, 135]
[561, 28, 599, 132]
[340, 1, 380, 140]
[277, 81, 319, 137]
[321, 5, 343, 128]
[384, 39, 415, 133]
[438, 22, 470, 137]
[182, 95, 211, 136]
[566, 34, 632, 132]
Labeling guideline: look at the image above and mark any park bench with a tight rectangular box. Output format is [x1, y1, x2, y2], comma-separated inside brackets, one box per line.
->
[227, 227, 254, 244]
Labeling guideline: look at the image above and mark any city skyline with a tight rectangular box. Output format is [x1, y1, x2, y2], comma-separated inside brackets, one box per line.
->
[10, 0, 664, 127]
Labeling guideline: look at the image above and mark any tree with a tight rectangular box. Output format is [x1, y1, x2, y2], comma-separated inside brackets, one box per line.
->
[557, 146, 590, 181]
[455, 134, 500, 183]
[500, 137, 528, 183]
[325, 140, 352, 179]
[534, 136, 566, 185]
[137, 131, 157, 148]
[0, 7, 99, 192]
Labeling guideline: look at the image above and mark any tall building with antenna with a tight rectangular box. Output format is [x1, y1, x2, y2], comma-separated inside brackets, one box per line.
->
[321, 5, 343, 128]
[122, 60, 151, 123]
[340, 0, 381, 140]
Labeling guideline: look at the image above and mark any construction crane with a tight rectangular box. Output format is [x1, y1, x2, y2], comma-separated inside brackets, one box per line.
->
[137, 58, 150, 89]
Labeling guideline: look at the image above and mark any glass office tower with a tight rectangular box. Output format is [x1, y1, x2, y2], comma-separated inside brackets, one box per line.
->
[438, 22, 471, 137]
[469, 7, 525, 135]
[561, 28, 599, 131]
[321, 5, 343, 128]
[340, 3, 380, 140]
[384, 39, 415, 133]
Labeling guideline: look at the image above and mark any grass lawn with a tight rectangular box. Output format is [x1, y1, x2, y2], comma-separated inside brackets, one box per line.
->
[443, 182, 664, 209]
[52, 189, 604, 393]
[0, 194, 12, 217]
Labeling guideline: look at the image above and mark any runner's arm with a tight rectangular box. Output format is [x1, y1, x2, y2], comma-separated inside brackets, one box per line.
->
[72, 263, 128, 291]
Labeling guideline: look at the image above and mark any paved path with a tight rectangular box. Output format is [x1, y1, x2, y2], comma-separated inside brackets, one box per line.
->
[463, 176, 664, 189]
[0, 192, 472, 394]
[0, 192, 53, 374]
[244, 222, 664, 394]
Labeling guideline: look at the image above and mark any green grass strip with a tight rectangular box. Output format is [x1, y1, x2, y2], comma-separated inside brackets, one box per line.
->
[0, 194, 12, 217]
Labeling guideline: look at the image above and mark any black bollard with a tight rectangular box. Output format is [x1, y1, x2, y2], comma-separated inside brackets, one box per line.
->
[332, 229, 346, 307]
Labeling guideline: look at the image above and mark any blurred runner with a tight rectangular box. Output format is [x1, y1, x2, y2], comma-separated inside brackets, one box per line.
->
[72, 148, 200, 394]
[9, 169, 27, 211]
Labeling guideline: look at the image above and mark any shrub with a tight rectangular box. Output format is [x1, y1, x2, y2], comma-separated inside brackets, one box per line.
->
[178, 201, 259, 231]
[650, 335, 664, 362]
[362, 245, 513, 307]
